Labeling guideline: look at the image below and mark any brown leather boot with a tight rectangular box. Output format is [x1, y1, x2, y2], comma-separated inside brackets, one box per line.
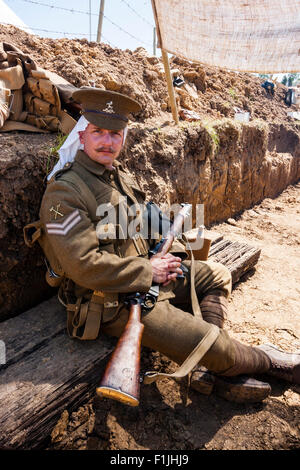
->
[190, 293, 227, 396]
[191, 295, 272, 402]
[190, 366, 215, 396]
[193, 339, 271, 403]
[221, 339, 271, 377]
[190, 366, 271, 403]
[256, 343, 300, 384]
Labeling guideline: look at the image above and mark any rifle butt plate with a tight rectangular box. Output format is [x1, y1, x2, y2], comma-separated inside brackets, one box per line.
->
[96, 386, 139, 407]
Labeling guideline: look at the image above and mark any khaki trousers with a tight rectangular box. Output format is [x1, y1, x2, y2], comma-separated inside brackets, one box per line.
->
[102, 260, 236, 374]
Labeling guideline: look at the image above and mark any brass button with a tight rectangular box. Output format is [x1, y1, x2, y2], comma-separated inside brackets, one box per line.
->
[110, 174, 114, 180]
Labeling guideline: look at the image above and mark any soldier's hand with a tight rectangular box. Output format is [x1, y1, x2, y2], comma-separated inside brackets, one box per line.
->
[150, 253, 183, 286]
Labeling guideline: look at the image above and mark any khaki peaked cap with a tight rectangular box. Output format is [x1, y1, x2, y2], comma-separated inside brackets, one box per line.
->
[71, 88, 141, 130]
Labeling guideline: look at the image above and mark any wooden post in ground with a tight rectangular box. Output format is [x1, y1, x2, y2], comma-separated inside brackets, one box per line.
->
[97, 0, 105, 43]
[151, 0, 179, 124]
[161, 49, 179, 124]
[89, 0, 92, 42]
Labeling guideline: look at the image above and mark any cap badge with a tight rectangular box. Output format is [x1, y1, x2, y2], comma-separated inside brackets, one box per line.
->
[103, 101, 115, 114]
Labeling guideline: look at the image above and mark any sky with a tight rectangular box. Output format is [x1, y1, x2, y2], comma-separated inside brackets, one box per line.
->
[1, 0, 157, 55]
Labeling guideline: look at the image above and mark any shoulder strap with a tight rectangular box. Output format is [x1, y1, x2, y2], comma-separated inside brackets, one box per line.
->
[143, 233, 217, 384]
[55, 162, 99, 215]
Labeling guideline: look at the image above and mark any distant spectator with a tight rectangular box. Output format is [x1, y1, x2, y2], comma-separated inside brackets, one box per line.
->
[284, 88, 293, 106]
[261, 80, 275, 96]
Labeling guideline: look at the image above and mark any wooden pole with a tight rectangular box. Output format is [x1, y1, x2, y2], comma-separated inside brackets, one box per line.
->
[97, 0, 105, 43]
[153, 27, 156, 56]
[161, 49, 179, 124]
[89, 0, 92, 42]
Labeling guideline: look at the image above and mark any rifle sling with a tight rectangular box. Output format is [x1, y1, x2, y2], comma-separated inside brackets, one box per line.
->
[183, 234, 202, 318]
[143, 323, 219, 384]
[143, 235, 220, 384]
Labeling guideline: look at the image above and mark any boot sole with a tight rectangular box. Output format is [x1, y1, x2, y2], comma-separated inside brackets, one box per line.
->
[190, 370, 271, 403]
[190, 369, 215, 395]
[215, 375, 271, 403]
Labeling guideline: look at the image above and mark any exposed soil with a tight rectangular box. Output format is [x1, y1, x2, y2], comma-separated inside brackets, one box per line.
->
[0, 133, 57, 319]
[48, 182, 300, 451]
[0, 24, 299, 127]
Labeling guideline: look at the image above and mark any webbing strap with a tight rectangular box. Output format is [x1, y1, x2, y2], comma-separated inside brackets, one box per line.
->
[143, 323, 219, 384]
[66, 292, 104, 340]
[76, 303, 101, 340]
[181, 234, 202, 318]
[143, 238, 219, 385]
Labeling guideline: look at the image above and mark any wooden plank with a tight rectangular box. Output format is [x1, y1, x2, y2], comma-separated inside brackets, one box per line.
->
[0, 296, 65, 368]
[209, 240, 261, 284]
[161, 48, 179, 124]
[208, 239, 232, 256]
[0, 299, 116, 449]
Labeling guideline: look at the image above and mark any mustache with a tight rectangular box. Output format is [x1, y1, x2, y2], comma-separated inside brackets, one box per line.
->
[95, 146, 115, 153]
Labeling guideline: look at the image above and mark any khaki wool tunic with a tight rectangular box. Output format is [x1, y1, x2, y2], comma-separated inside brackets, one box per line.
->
[40, 150, 154, 300]
[39, 149, 236, 374]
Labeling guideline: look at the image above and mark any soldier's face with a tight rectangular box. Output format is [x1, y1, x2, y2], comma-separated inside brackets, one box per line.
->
[79, 123, 124, 168]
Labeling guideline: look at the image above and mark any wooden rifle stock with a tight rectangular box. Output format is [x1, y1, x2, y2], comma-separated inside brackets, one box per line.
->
[96, 295, 144, 406]
[97, 204, 192, 406]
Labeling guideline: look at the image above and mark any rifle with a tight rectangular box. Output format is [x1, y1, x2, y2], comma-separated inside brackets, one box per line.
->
[96, 203, 192, 406]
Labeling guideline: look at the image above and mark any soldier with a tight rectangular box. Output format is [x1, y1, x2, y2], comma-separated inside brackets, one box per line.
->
[36, 88, 300, 405]
[261, 80, 275, 96]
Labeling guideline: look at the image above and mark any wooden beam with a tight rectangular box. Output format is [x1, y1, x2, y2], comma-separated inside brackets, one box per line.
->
[153, 27, 156, 56]
[151, 1, 179, 124]
[89, 0, 92, 42]
[97, 0, 105, 43]
[161, 48, 179, 124]
[209, 239, 261, 284]
[0, 297, 115, 449]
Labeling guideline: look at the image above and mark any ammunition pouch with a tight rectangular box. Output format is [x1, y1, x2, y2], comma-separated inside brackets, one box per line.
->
[61, 282, 120, 340]
[66, 293, 103, 341]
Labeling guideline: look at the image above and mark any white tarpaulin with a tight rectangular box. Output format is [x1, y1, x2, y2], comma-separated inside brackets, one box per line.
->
[0, 0, 32, 33]
[152, 0, 300, 72]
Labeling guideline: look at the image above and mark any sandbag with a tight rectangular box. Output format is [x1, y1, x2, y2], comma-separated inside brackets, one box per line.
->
[0, 120, 50, 133]
[0, 85, 10, 127]
[0, 42, 77, 134]
[9, 89, 26, 122]
[35, 67, 78, 103]
[0, 61, 25, 90]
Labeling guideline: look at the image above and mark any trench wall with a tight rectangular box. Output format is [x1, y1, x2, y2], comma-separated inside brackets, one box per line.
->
[0, 119, 299, 320]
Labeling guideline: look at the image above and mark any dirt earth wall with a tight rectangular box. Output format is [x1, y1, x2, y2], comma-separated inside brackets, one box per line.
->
[0, 119, 299, 321]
